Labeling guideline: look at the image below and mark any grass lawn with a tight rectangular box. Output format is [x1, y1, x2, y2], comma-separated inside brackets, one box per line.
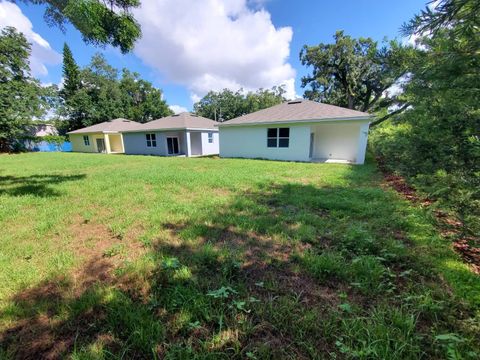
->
[0, 152, 479, 359]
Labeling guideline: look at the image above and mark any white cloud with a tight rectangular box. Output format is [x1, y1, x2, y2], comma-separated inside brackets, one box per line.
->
[0, 1, 61, 77]
[134, 0, 296, 102]
[383, 73, 412, 98]
[169, 104, 189, 114]
[404, 33, 427, 50]
[428, 0, 442, 11]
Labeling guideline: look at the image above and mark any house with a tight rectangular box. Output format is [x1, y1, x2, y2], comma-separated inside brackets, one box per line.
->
[68, 118, 140, 153]
[122, 112, 219, 157]
[24, 122, 68, 152]
[217, 99, 372, 164]
[27, 122, 58, 137]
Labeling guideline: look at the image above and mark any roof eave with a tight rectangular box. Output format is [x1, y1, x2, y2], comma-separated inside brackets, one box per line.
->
[122, 127, 217, 133]
[217, 116, 372, 127]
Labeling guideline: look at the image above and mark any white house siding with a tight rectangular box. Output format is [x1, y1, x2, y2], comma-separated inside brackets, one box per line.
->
[311, 120, 370, 164]
[190, 132, 202, 155]
[219, 120, 370, 164]
[200, 131, 219, 155]
[219, 124, 311, 161]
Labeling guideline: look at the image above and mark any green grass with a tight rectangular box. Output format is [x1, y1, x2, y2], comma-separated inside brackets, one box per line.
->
[0, 152, 479, 359]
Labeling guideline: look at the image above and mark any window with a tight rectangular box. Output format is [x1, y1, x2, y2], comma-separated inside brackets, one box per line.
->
[83, 135, 90, 146]
[146, 133, 157, 147]
[208, 132, 214, 143]
[267, 128, 289, 148]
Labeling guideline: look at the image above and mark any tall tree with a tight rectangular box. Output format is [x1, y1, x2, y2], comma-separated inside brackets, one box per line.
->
[194, 87, 286, 121]
[60, 43, 80, 100]
[300, 31, 413, 116]
[120, 69, 172, 123]
[11, 0, 141, 53]
[0, 27, 49, 151]
[60, 52, 172, 130]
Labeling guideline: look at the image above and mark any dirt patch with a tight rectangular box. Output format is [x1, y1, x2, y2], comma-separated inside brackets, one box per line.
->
[0, 218, 147, 358]
[376, 157, 479, 274]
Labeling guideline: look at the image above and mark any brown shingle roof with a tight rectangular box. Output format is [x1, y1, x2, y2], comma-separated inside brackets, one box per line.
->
[124, 112, 217, 132]
[218, 99, 371, 126]
[67, 118, 140, 134]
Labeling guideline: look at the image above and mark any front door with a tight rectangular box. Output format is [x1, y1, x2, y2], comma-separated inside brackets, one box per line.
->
[96, 138, 106, 153]
[309, 133, 314, 158]
[167, 137, 179, 155]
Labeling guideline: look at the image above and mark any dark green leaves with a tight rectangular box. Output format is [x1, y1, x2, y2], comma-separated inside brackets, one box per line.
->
[22, 0, 142, 53]
[300, 30, 414, 114]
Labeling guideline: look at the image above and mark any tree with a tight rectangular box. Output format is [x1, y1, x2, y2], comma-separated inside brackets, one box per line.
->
[370, 2, 480, 234]
[300, 31, 413, 116]
[0, 27, 49, 151]
[60, 52, 172, 130]
[119, 69, 173, 123]
[61, 43, 80, 100]
[402, 0, 480, 49]
[12, 0, 141, 53]
[194, 86, 286, 121]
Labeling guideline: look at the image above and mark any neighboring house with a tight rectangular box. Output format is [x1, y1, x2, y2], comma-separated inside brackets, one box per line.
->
[27, 122, 58, 137]
[122, 112, 219, 157]
[218, 99, 372, 164]
[24, 122, 73, 152]
[68, 118, 140, 153]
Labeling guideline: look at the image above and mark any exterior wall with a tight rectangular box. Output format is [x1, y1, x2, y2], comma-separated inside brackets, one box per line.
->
[200, 131, 219, 155]
[107, 134, 124, 153]
[190, 132, 202, 155]
[70, 133, 105, 153]
[219, 120, 370, 164]
[311, 120, 370, 164]
[219, 124, 311, 161]
[123, 131, 186, 156]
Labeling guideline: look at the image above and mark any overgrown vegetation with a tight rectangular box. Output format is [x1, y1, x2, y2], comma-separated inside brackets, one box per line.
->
[0, 153, 478, 358]
[370, 0, 479, 235]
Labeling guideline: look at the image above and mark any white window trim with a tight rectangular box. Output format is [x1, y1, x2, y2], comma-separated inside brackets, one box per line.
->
[267, 128, 290, 148]
[208, 132, 214, 143]
[146, 133, 157, 147]
[83, 135, 90, 146]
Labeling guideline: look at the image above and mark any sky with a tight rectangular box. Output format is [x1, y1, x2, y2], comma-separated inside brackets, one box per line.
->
[0, 0, 427, 113]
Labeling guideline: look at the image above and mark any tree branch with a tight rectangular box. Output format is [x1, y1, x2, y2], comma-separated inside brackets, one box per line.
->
[370, 103, 409, 127]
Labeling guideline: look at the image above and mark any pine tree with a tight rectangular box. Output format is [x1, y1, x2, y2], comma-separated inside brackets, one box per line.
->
[61, 43, 80, 100]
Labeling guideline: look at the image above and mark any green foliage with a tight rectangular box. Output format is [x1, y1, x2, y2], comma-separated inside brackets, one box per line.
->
[41, 135, 67, 146]
[0, 27, 51, 152]
[23, 0, 141, 53]
[299, 251, 347, 281]
[193, 86, 286, 121]
[336, 306, 420, 359]
[61, 43, 80, 101]
[60, 52, 173, 131]
[300, 30, 413, 113]
[402, 0, 480, 52]
[370, 18, 480, 234]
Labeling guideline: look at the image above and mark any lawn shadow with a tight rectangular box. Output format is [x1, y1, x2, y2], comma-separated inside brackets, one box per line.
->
[1, 163, 477, 358]
[0, 174, 86, 197]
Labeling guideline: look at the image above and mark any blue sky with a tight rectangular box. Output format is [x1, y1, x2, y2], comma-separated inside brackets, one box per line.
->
[1, 0, 426, 112]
